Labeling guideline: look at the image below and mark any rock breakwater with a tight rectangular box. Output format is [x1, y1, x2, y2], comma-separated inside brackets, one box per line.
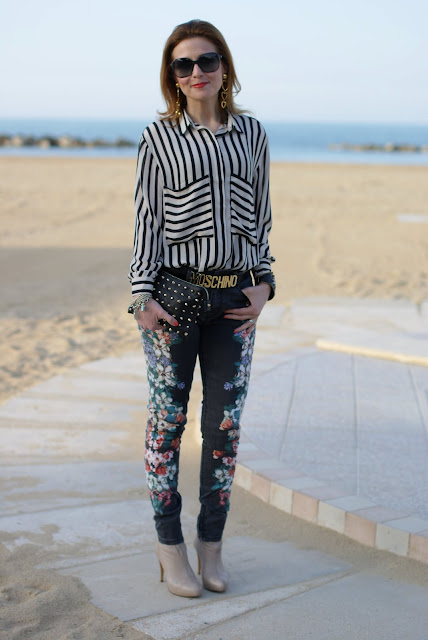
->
[329, 142, 428, 153]
[0, 134, 135, 149]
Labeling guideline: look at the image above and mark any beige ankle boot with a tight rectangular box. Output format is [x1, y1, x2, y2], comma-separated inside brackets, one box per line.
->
[194, 537, 229, 592]
[156, 542, 202, 598]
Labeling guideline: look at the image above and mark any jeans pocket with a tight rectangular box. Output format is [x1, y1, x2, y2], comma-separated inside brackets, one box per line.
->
[222, 287, 250, 314]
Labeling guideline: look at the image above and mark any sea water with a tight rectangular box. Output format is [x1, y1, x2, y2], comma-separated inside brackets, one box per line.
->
[1, 117, 428, 165]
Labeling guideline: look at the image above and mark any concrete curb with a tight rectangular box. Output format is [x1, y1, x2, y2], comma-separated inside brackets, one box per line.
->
[234, 445, 428, 565]
[316, 338, 428, 368]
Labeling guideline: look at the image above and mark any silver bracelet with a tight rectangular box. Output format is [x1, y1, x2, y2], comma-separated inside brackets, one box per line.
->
[127, 293, 152, 315]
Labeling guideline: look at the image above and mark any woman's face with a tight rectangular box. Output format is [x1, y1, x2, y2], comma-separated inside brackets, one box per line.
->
[171, 37, 224, 109]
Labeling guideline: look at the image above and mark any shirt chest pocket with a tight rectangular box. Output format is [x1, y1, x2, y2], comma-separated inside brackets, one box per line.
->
[230, 175, 258, 245]
[163, 175, 214, 245]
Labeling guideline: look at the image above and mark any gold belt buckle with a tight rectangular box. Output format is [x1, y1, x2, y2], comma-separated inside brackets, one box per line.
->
[189, 272, 238, 289]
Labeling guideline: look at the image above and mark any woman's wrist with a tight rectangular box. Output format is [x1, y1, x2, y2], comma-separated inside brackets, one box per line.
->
[254, 272, 276, 300]
[128, 293, 153, 315]
[256, 281, 271, 301]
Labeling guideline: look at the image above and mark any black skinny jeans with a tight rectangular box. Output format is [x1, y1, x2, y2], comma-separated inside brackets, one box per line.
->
[139, 271, 255, 545]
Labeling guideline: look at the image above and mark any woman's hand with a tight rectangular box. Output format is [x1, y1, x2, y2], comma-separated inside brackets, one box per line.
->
[224, 282, 271, 333]
[134, 298, 179, 331]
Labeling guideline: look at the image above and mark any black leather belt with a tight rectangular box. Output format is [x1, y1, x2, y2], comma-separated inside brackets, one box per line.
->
[162, 267, 251, 289]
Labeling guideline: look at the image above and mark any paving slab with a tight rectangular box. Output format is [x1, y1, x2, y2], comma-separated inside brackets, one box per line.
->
[318, 333, 428, 367]
[25, 372, 148, 402]
[0, 461, 146, 516]
[242, 348, 428, 522]
[80, 353, 147, 376]
[183, 572, 428, 640]
[0, 425, 131, 459]
[132, 572, 351, 640]
[0, 490, 195, 572]
[0, 394, 142, 424]
[285, 297, 428, 365]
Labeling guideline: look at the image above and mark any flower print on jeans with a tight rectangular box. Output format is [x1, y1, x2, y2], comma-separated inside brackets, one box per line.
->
[140, 328, 186, 515]
[211, 327, 256, 509]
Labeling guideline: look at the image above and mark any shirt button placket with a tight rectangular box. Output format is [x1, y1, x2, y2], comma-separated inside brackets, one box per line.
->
[203, 128, 229, 267]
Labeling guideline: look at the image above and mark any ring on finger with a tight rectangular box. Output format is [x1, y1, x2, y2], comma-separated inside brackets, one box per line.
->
[248, 319, 256, 325]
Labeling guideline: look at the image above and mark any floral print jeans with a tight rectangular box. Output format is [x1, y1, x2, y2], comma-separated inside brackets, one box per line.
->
[139, 273, 255, 545]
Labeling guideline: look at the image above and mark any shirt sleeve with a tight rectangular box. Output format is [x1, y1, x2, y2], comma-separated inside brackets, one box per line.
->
[128, 136, 164, 295]
[252, 127, 276, 299]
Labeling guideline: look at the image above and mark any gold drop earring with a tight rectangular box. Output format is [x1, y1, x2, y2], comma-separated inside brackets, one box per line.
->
[175, 82, 181, 117]
[220, 73, 228, 109]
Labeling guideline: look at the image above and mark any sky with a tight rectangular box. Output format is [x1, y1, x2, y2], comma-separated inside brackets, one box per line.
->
[1, 0, 428, 123]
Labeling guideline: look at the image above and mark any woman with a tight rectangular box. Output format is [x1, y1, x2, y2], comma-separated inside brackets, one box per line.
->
[128, 19, 275, 598]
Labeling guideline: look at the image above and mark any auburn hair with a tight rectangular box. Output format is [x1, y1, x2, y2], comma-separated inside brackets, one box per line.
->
[159, 19, 246, 122]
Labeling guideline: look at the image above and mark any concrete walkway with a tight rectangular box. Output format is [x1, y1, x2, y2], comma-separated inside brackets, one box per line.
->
[237, 298, 428, 563]
[1, 298, 428, 639]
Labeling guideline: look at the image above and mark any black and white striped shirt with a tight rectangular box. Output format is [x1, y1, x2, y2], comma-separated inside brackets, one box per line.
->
[129, 110, 274, 295]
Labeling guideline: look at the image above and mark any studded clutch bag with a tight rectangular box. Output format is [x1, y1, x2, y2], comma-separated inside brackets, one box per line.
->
[153, 270, 210, 336]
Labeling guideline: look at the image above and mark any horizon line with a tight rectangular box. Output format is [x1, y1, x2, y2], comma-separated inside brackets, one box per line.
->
[1, 115, 428, 127]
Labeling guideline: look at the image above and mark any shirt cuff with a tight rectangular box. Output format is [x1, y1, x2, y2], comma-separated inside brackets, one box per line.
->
[131, 280, 155, 296]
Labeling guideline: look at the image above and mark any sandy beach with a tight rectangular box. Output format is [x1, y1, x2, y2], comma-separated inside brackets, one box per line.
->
[1, 156, 427, 403]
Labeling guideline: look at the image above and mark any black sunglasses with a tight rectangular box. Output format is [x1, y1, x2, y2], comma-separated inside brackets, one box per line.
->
[170, 52, 222, 78]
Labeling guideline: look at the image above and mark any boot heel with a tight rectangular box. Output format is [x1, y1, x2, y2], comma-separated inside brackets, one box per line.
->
[197, 552, 201, 575]
[159, 561, 164, 582]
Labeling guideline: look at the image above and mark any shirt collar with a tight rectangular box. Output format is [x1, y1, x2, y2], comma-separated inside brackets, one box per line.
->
[179, 109, 243, 135]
